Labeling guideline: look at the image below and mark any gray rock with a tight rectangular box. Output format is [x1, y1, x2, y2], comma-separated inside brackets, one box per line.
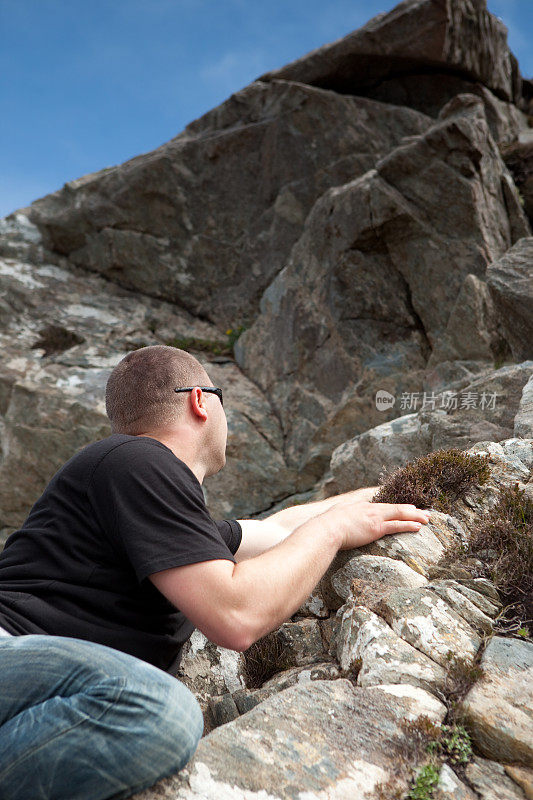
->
[426, 273, 506, 365]
[236, 98, 529, 480]
[365, 682, 447, 725]
[260, 661, 341, 694]
[267, 619, 326, 668]
[425, 581, 495, 635]
[373, 586, 482, 668]
[452, 437, 532, 529]
[515, 375, 533, 438]
[336, 602, 448, 694]
[207, 694, 240, 728]
[331, 553, 428, 605]
[502, 141, 533, 227]
[427, 579, 501, 618]
[24, 82, 430, 329]
[131, 679, 438, 799]
[458, 637, 533, 767]
[434, 763, 478, 800]
[357, 511, 465, 579]
[465, 755, 530, 799]
[176, 631, 247, 730]
[487, 238, 533, 361]
[259, 0, 521, 108]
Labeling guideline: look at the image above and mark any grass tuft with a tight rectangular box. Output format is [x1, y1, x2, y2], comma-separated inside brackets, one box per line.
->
[242, 632, 293, 690]
[438, 482, 533, 630]
[371, 447, 491, 514]
[31, 324, 85, 357]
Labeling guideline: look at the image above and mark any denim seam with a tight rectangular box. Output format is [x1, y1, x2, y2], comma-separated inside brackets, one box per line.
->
[0, 677, 127, 782]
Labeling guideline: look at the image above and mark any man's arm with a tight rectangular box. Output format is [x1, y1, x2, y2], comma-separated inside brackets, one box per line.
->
[150, 499, 429, 652]
[233, 486, 380, 562]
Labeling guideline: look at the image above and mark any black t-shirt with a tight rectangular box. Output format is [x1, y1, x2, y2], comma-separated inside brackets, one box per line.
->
[0, 434, 242, 673]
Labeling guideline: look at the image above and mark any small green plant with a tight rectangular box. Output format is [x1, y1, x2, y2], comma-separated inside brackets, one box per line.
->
[372, 448, 491, 514]
[406, 763, 441, 800]
[225, 324, 247, 349]
[165, 335, 232, 356]
[426, 723, 473, 765]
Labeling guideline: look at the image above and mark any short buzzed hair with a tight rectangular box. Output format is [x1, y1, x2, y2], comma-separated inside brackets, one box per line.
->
[105, 345, 210, 434]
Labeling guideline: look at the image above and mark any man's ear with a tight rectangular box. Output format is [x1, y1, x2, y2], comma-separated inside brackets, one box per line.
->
[190, 387, 208, 421]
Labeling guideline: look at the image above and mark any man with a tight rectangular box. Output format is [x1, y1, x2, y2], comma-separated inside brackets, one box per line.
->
[0, 345, 430, 799]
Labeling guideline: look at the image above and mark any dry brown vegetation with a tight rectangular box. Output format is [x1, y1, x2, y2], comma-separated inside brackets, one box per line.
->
[371, 448, 491, 513]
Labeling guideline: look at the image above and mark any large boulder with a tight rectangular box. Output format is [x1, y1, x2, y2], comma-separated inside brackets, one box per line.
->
[132, 679, 446, 799]
[23, 82, 431, 329]
[258, 0, 522, 112]
[235, 97, 530, 480]
[502, 141, 533, 226]
[458, 637, 533, 767]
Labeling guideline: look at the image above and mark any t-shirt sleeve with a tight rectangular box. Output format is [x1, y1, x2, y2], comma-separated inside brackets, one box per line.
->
[214, 519, 242, 556]
[87, 440, 238, 584]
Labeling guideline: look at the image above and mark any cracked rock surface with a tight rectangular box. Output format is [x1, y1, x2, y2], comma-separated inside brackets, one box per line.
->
[1, 0, 533, 797]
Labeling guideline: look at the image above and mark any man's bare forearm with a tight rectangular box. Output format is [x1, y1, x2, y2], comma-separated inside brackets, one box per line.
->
[232, 512, 342, 648]
[265, 486, 379, 533]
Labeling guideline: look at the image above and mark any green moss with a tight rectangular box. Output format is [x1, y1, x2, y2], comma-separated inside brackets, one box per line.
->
[225, 324, 247, 349]
[165, 335, 232, 356]
[371, 447, 491, 513]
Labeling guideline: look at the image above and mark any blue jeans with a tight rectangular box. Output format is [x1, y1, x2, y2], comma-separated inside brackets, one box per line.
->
[0, 634, 204, 800]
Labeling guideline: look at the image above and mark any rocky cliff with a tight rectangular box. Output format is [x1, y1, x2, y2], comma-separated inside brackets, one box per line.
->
[1, 0, 533, 797]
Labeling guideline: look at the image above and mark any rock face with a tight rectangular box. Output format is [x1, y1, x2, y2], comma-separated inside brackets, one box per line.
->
[1, 0, 533, 797]
[487, 238, 533, 362]
[24, 83, 431, 329]
[0, 215, 298, 540]
[235, 95, 530, 480]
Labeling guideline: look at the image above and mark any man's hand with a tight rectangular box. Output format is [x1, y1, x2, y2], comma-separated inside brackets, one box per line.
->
[319, 500, 431, 551]
[262, 485, 382, 535]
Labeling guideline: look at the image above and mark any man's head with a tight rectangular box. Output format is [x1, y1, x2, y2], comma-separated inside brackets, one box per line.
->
[105, 345, 227, 479]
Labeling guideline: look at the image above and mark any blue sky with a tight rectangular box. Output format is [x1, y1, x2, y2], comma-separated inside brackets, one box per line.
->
[1, 0, 532, 218]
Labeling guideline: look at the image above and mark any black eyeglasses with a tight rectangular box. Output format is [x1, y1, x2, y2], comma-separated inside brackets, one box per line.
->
[174, 386, 223, 406]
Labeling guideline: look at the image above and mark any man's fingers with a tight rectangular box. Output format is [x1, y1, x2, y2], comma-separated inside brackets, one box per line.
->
[377, 503, 430, 523]
[381, 519, 427, 536]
